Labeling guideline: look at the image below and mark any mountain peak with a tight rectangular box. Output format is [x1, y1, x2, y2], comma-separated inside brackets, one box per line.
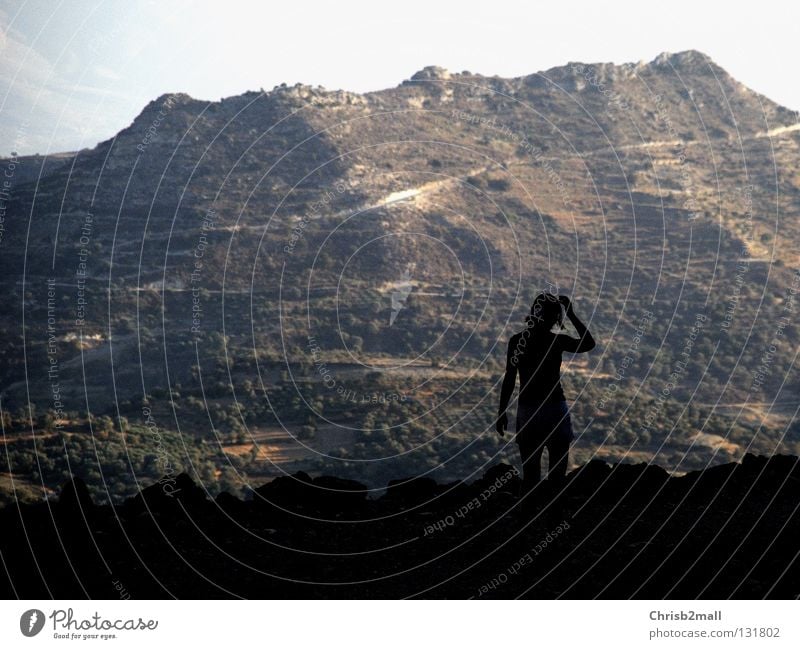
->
[648, 49, 718, 71]
[410, 65, 453, 81]
[146, 91, 195, 109]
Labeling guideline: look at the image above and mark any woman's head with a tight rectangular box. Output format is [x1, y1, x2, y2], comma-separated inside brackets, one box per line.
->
[526, 292, 564, 331]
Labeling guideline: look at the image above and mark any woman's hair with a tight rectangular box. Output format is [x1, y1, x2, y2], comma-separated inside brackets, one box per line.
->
[525, 292, 565, 330]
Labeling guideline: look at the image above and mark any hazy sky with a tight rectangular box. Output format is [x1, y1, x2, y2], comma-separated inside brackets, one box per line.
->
[2, 0, 799, 155]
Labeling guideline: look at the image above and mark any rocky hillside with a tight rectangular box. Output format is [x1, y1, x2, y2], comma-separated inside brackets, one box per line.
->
[0, 50, 798, 498]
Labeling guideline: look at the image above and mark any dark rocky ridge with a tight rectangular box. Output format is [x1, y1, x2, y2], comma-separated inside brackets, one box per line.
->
[1, 454, 798, 598]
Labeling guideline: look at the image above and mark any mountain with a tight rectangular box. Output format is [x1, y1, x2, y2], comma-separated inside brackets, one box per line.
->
[0, 50, 799, 500]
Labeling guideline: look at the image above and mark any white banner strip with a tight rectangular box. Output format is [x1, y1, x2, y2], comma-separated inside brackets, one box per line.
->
[0, 600, 796, 648]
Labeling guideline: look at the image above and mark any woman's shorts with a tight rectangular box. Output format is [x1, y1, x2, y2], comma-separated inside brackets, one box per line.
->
[515, 400, 574, 445]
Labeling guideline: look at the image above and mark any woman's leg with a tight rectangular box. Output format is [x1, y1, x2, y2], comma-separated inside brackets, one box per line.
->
[517, 432, 544, 493]
[546, 404, 573, 485]
[547, 432, 569, 485]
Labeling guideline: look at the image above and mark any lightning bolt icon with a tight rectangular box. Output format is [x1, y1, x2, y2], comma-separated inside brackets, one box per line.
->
[28, 611, 38, 632]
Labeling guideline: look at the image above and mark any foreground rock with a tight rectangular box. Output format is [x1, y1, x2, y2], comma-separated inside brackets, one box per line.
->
[1, 454, 798, 599]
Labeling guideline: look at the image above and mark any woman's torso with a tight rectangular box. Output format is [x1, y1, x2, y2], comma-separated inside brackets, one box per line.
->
[513, 328, 566, 406]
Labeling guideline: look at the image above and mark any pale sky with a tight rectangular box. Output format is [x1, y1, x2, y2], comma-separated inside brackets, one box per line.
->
[2, 0, 799, 155]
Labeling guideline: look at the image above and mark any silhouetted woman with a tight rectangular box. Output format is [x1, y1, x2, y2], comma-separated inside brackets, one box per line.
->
[496, 293, 595, 493]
